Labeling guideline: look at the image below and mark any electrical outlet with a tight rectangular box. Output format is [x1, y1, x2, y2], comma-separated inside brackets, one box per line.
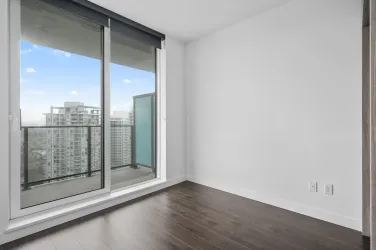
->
[324, 184, 334, 195]
[309, 182, 317, 192]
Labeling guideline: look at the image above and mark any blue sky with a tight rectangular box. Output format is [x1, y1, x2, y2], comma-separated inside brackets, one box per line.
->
[20, 40, 155, 125]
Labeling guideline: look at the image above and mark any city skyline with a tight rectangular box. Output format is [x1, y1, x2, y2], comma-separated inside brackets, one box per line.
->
[20, 40, 156, 125]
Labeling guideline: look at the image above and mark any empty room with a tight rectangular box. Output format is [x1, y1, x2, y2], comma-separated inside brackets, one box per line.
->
[0, 0, 375, 249]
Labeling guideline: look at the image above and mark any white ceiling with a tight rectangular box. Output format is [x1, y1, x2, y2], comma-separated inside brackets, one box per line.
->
[88, 0, 292, 42]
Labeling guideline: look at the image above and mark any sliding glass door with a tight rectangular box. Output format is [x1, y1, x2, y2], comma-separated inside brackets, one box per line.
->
[15, 0, 105, 210]
[110, 31, 157, 190]
[9, 0, 162, 218]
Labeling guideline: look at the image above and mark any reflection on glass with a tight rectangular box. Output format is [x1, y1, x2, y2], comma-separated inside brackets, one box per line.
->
[20, 0, 103, 208]
[110, 31, 156, 190]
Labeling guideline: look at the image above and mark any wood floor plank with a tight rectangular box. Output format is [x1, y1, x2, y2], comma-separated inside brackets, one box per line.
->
[125, 197, 222, 250]
[141, 196, 250, 250]
[153, 192, 304, 250]
[66, 216, 138, 250]
[167, 186, 361, 250]
[104, 204, 194, 250]
[178, 182, 366, 250]
[1, 182, 370, 250]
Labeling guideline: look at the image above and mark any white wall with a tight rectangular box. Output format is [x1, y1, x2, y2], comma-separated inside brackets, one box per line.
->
[166, 37, 186, 180]
[185, 0, 362, 230]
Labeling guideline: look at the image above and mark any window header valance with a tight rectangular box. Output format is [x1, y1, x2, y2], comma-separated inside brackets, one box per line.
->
[39, 0, 165, 48]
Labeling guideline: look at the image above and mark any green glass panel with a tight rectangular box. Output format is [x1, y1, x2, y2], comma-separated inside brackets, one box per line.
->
[134, 94, 155, 167]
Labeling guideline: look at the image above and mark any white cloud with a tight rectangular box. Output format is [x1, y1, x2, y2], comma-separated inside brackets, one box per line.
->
[123, 79, 132, 84]
[21, 49, 32, 54]
[20, 78, 28, 83]
[32, 44, 39, 49]
[70, 90, 78, 96]
[26, 68, 36, 73]
[53, 49, 71, 58]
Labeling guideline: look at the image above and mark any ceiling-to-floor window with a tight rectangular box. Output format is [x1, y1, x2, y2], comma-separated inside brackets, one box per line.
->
[110, 30, 157, 190]
[17, 0, 104, 209]
[9, 0, 163, 218]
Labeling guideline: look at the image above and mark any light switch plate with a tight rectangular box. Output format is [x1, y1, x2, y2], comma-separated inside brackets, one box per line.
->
[309, 182, 317, 192]
[325, 184, 334, 195]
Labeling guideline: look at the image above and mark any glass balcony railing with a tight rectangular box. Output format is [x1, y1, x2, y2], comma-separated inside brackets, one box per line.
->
[21, 124, 134, 190]
[20, 93, 156, 200]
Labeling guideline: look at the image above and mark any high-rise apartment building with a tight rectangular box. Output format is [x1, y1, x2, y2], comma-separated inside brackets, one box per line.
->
[110, 111, 133, 168]
[45, 102, 101, 178]
[44, 102, 133, 179]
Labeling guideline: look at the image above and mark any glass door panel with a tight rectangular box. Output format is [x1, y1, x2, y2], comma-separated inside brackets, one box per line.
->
[110, 31, 157, 190]
[19, 0, 104, 208]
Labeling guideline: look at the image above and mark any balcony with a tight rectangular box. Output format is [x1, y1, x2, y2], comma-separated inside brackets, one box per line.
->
[21, 123, 155, 208]
[20, 94, 156, 208]
[21, 166, 155, 208]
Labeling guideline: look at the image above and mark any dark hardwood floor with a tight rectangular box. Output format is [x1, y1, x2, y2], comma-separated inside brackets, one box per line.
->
[2, 181, 370, 250]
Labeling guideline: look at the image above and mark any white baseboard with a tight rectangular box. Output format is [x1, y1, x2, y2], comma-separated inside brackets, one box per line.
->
[187, 176, 361, 231]
[1, 176, 185, 245]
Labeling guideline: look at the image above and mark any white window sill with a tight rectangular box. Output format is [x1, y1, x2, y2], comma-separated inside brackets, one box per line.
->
[6, 178, 167, 233]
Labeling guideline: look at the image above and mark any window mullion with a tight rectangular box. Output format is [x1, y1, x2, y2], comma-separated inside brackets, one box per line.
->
[103, 21, 111, 190]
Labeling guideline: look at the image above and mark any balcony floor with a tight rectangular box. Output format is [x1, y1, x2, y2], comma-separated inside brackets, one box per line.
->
[21, 166, 155, 208]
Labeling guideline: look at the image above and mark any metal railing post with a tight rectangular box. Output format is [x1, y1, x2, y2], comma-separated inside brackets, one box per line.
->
[23, 128, 29, 190]
[131, 125, 137, 169]
[87, 126, 92, 177]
